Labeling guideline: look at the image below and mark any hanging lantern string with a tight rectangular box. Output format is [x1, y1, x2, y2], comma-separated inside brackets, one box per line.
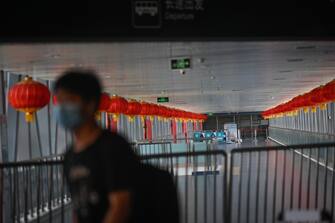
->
[262, 79, 335, 119]
[105, 95, 207, 122]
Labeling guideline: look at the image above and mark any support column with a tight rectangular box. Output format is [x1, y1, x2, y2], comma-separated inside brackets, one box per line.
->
[0, 70, 8, 162]
[0, 70, 10, 223]
[145, 117, 152, 141]
[182, 120, 187, 138]
[171, 119, 177, 143]
[193, 121, 197, 131]
[108, 114, 118, 133]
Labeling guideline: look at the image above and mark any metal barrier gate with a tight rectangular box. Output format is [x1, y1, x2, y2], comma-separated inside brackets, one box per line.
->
[0, 156, 70, 223]
[228, 142, 335, 223]
[141, 149, 228, 223]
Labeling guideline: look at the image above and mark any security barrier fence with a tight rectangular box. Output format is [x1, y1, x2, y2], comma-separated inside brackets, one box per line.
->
[228, 142, 335, 223]
[141, 149, 228, 223]
[0, 156, 70, 223]
[1, 142, 335, 223]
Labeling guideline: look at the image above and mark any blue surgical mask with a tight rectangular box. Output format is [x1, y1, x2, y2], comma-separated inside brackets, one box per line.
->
[54, 104, 84, 130]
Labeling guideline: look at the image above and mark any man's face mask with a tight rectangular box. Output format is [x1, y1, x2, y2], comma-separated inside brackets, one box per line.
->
[54, 103, 84, 130]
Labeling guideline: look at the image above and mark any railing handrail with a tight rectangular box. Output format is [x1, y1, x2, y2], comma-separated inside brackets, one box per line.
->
[135, 141, 173, 145]
[269, 125, 335, 137]
[0, 147, 219, 168]
[3, 142, 335, 167]
[135, 137, 194, 143]
[0, 159, 63, 168]
[140, 149, 227, 160]
[230, 141, 335, 153]
[30, 153, 63, 161]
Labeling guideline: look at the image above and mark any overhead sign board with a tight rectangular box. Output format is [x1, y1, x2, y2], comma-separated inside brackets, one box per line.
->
[157, 97, 169, 103]
[132, 0, 162, 28]
[171, 58, 191, 70]
[2, 1, 335, 41]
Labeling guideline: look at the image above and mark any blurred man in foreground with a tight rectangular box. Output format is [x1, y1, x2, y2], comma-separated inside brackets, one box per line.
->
[54, 70, 179, 223]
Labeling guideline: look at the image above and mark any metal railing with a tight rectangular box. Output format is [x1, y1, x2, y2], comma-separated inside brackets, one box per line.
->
[228, 142, 335, 223]
[141, 149, 228, 223]
[0, 157, 70, 223]
[269, 126, 335, 145]
[239, 127, 268, 139]
[135, 137, 195, 144]
[2, 141, 335, 223]
[133, 141, 173, 157]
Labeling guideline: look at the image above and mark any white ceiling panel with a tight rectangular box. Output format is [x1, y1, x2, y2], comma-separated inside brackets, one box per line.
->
[0, 41, 334, 113]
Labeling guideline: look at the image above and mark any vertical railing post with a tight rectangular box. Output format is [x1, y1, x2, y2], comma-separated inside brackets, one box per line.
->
[0, 70, 8, 162]
[0, 168, 3, 223]
[0, 71, 11, 223]
[226, 151, 233, 223]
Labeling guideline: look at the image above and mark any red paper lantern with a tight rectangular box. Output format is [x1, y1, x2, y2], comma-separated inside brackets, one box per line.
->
[157, 105, 165, 117]
[108, 95, 128, 116]
[139, 102, 151, 116]
[292, 95, 305, 109]
[191, 113, 198, 120]
[148, 103, 159, 116]
[178, 110, 184, 118]
[185, 111, 190, 119]
[99, 92, 111, 112]
[300, 93, 314, 108]
[322, 80, 335, 102]
[125, 100, 142, 116]
[158, 106, 167, 118]
[309, 86, 327, 105]
[8, 76, 50, 122]
[163, 107, 173, 119]
[174, 109, 181, 118]
[181, 111, 188, 119]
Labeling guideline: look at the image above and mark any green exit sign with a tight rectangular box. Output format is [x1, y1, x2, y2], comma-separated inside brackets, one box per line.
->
[171, 58, 191, 70]
[157, 97, 169, 103]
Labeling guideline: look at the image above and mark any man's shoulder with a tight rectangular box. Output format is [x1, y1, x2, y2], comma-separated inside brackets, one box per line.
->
[100, 130, 129, 145]
[97, 130, 139, 163]
[98, 130, 134, 153]
[62, 147, 73, 162]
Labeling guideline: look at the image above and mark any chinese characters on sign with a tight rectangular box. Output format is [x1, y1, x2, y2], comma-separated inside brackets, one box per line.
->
[164, 0, 206, 21]
[132, 0, 206, 28]
[165, 0, 204, 11]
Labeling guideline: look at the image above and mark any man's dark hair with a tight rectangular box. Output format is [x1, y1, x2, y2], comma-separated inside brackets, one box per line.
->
[54, 69, 102, 109]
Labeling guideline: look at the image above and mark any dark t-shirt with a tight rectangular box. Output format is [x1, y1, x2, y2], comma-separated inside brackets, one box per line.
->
[63, 130, 139, 223]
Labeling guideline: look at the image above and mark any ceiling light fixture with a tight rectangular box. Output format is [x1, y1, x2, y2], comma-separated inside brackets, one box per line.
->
[273, 77, 286, 81]
[210, 76, 215, 80]
[287, 58, 304, 62]
[296, 46, 316, 50]
[198, 58, 205, 63]
[278, 70, 292, 73]
[51, 54, 60, 59]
